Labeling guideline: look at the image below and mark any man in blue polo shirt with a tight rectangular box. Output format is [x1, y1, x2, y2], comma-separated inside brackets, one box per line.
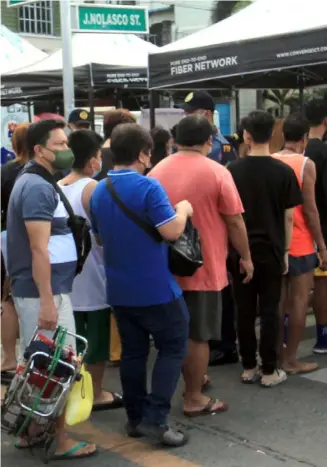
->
[90, 123, 193, 447]
[179, 90, 239, 367]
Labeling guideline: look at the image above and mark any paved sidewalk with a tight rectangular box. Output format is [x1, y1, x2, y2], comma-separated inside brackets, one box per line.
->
[2, 318, 326, 467]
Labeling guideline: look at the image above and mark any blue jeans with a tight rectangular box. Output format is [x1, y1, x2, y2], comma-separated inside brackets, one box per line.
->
[113, 297, 189, 426]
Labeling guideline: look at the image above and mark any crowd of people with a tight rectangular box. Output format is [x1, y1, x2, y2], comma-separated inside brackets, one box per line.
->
[1, 92, 327, 458]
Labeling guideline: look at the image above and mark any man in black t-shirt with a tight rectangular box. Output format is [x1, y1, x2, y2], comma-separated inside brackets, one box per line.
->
[305, 98, 327, 354]
[229, 111, 303, 388]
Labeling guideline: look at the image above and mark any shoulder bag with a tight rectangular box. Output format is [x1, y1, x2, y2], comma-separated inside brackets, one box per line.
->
[105, 176, 203, 277]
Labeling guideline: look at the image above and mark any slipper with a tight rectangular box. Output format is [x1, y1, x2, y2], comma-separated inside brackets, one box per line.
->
[184, 398, 229, 418]
[53, 442, 97, 461]
[92, 392, 123, 412]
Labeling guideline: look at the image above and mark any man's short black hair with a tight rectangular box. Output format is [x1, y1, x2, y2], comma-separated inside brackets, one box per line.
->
[305, 98, 327, 127]
[27, 119, 66, 159]
[175, 115, 214, 147]
[283, 113, 309, 142]
[110, 123, 153, 166]
[68, 130, 103, 170]
[242, 111, 275, 144]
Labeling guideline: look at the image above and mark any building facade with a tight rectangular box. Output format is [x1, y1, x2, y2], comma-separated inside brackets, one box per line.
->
[1, 1, 62, 53]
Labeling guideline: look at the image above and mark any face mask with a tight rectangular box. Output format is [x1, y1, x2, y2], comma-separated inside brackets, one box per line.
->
[44, 148, 75, 171]
[93, 160, 102, 178]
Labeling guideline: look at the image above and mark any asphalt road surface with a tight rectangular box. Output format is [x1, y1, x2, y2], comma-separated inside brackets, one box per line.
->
[2, 315, 327, 467]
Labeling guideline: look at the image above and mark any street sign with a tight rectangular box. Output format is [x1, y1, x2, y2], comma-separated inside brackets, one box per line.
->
[75, 4, 149, 34]
[7, 0, 35, 7]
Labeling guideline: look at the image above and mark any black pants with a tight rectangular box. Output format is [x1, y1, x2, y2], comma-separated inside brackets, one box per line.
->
[209, 285, 237, 353]
[233, 267, 282, 375]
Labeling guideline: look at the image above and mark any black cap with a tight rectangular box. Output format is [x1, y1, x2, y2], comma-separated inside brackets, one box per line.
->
[178, 91, 215, 112]
[68, 108, 91, 125]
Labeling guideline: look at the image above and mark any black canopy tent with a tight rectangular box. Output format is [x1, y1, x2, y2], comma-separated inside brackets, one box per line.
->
[1, 33, 157, 115]
[149, 27, 327, 91]
[147, 0, 327, 127]
[1, 65, 150, 106]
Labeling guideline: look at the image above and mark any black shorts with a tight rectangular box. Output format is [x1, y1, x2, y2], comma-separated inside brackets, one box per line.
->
[288, 253, 319, 277]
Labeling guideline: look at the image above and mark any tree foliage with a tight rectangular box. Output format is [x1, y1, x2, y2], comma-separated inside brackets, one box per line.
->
[211, 1, 252, 24]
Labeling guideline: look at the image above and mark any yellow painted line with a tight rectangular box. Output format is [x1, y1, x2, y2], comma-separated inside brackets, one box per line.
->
[71, 421, 200, 467]
[1, 383, 199, 467]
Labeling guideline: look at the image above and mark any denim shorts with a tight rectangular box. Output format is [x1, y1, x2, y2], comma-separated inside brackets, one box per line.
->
[288, 253, 319, 277]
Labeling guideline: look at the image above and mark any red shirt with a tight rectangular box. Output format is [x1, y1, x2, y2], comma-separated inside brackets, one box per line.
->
[149, 152, 244, 291]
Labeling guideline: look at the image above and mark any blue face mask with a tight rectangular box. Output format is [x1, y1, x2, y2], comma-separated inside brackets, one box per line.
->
[93, 160, 102, 178]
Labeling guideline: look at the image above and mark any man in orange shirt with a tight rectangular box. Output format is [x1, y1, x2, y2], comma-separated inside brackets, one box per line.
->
[150, 115, 253, 417]
[273, 114, 327, 374]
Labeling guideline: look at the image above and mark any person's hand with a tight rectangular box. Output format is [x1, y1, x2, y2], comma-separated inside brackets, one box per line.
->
[38, 298, 58, 330]
[283, 253, 289, 275]
[318, 248, 327, 271]
[239, 258, 254, 283]
[175, 200, 193, 218]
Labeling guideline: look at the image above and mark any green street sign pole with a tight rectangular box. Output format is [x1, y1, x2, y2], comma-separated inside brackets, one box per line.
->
[7, 0, 36, 7]
[74, 4, 149, 34]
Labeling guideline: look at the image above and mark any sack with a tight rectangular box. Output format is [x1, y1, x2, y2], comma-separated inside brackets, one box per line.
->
[105, 176, 203, 277]
[23, 165, 91, 276]
[65, 364, 93, 426]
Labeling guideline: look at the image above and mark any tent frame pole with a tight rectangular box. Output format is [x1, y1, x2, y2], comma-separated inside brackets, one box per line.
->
[87, 63, 95, 131]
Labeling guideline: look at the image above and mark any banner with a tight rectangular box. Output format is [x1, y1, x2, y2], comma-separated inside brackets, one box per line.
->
[148, 27, 327, 89]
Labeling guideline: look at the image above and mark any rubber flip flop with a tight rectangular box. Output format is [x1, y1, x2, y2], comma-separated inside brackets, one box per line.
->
[53, 442, 97, 461]
[184, 398, 229, 418]
[92, 392, 123, 412]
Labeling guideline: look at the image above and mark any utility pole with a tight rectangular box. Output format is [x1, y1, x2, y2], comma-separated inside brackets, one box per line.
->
[60, 0, 75, 121]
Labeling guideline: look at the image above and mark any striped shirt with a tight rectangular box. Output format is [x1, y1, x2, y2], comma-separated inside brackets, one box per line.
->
[7, 161, 77, 298]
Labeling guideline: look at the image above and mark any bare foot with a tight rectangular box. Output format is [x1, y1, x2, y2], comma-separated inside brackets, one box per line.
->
[92, 390, 123, 411]
[55, 437, 96, 458]
[93, 390, 115, 405]
[15, 421, 44, 447]
[184, 394, 227, 414]
[283, 360, 318, 375]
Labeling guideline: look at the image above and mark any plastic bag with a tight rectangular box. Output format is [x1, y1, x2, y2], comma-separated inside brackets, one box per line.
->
[65, 364, 93, 426]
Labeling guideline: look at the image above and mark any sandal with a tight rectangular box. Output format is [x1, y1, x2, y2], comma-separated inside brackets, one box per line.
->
[53, 442, 97, 461]
[184, 398, 228, 418]
[92, 392, 123, 412]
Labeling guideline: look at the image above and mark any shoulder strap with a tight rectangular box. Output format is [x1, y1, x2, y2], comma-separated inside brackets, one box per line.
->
[23, 165, 76, 222]
[105, 176, 161, 243]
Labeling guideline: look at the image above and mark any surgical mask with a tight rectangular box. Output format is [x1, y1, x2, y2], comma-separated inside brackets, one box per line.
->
[93, 160, 102, 178]
[43, 147, 75, 171]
